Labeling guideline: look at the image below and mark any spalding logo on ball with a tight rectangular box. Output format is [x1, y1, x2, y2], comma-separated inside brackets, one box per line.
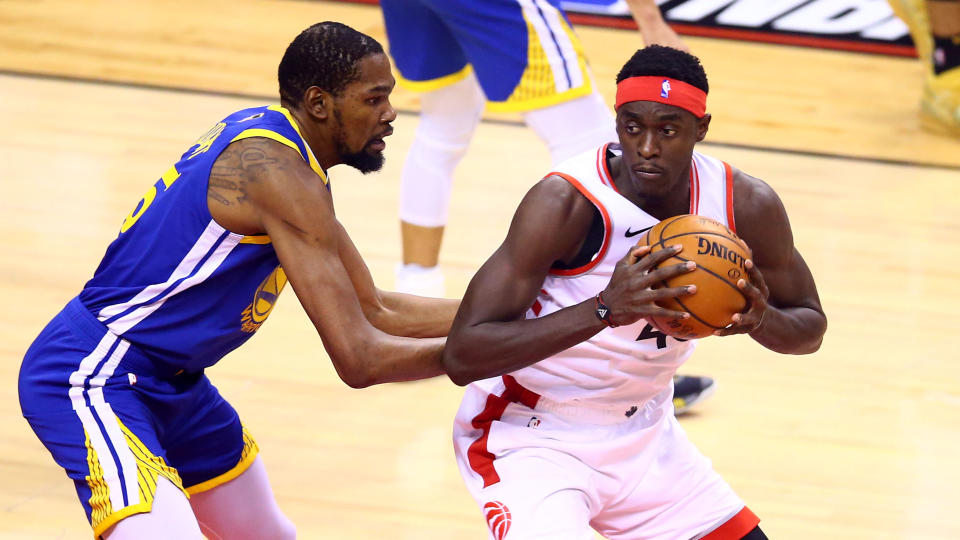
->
[634, 214, 752, 339]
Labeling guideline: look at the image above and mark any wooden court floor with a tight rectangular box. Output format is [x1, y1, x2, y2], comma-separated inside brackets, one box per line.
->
[1, 1, 959, 539]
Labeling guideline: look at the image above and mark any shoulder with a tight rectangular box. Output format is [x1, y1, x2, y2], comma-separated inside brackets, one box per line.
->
[521, 174, 596, 221]
[731, 166, 786, 225]
[503, 174, 599, 262]
[730, 165, 794, 262]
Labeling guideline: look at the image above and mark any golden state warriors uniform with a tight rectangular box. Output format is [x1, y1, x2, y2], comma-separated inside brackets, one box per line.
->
[18, 105, 326, 538]
[381, 0, 593, 111]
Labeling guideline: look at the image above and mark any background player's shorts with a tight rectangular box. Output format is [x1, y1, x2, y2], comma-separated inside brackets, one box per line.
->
[380, 0, 593, 112]
[452, 377, 757, 540]
[19, 297, 259, 538]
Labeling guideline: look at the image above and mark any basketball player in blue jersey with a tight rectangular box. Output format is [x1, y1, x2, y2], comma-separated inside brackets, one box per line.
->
[19, 22, 457, 539]
[443, 46, 827, 539]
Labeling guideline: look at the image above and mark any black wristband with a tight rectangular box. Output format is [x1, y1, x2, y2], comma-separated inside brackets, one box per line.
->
[595, 292, 617, 327]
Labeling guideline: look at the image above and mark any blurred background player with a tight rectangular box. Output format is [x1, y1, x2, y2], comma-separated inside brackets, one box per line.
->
[889, 0, 960, 136]
[380, 0, 715, 414]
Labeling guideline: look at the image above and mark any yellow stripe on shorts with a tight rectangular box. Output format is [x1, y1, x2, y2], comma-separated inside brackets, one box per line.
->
[186, 424, 260, 495]
[86, 420, 186, 537]
[489, 5, 593, 112]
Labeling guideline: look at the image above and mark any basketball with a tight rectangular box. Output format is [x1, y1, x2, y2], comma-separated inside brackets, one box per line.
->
[635, 214, 752, 340]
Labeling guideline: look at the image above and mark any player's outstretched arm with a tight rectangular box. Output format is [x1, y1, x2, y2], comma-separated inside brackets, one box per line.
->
[716, 168, 827, 354]
[209, 137, 445, 387]
[442, 176, 696, 386]
[334, 221, 459, 338]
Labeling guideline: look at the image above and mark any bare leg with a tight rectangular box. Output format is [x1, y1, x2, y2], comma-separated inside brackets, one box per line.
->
[401, 222, 445, 267]
[103, 477, 204, 539]
[189, 456, 296, 540]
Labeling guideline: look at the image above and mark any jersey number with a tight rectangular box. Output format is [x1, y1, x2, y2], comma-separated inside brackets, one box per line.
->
[120, 166, 181, 233]
[120, 122, 225, 233]
[635, 323, 686, 349]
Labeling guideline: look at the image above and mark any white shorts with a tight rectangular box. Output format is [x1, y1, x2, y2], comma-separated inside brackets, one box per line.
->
[452, 376, 759, 540]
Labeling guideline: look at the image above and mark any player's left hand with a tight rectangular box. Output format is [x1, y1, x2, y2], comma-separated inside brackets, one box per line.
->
[714, 259, 769, 336]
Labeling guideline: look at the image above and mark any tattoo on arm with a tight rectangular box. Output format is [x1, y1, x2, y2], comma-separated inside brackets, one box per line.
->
[207, 139, 287, 207]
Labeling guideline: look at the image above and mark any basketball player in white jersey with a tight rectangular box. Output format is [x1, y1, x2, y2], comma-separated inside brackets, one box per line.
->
[381, 0, 716, 415]
[443, 46, 827, 540]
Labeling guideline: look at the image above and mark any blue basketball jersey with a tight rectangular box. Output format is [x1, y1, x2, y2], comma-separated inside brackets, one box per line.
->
[78, 105, 327, 373]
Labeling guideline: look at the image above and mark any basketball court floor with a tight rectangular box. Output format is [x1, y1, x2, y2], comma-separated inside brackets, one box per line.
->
[1, 1, 959, 538]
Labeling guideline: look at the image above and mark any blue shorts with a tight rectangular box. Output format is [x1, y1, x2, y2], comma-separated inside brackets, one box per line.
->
[19, 297, 258, 538]
[381, 0, 593, 111]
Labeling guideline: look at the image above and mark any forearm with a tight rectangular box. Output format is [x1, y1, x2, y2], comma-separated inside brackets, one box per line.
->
[367, 291, 460, 338]
[329, 330, 446, 388]
[625, 0, 664, 28]
[749, 305, 827, 354]
[443, 301, 606, 386]
[364, 335, 447, 385]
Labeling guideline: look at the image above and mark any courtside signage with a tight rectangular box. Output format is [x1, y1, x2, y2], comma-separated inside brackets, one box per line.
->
[561, 0, 915, 57]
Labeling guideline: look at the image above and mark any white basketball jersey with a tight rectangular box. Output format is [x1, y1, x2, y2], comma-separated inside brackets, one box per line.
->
[486, 143, 737, 410]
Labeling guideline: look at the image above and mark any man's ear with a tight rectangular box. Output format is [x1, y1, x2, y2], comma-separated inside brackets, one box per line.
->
[695, 113, 711, 142]
[303, 86, 331, 121]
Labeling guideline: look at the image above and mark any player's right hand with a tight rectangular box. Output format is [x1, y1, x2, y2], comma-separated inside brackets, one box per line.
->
[600, 244, 697, 327]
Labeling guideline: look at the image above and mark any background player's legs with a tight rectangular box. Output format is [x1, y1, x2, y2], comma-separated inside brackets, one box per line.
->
[396, 72, 485, 296]
[189, 456, 296, 540]
[102, 477, 203, 539]
[522, 90, 618, 166]
[889, 0, 960, 135]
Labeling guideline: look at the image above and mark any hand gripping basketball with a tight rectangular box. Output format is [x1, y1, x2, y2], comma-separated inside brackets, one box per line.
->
[597, 242, 697, 328]
[714, 258, 770, 336]
[633, 215, 755, 339]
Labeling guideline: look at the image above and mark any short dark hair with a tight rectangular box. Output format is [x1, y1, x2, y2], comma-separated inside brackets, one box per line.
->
[616, 45, 709, 94]
[278, 21, 384, 105]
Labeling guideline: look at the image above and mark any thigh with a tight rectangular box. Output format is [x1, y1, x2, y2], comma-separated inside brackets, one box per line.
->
[381, 0, 468, 84]
[20, 312, 189, 538]
[434, 0, 592, 109]
[103, 477, 203, 539]
[189, 456, 295, 540]
[161, 376, 259, 494]
[466, 448, 596, 540]
[453, 385, 596, 540]
[592, 416, 746, 540]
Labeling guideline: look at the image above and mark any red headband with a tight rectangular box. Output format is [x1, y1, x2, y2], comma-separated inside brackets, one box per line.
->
[615, 76, 707, 117]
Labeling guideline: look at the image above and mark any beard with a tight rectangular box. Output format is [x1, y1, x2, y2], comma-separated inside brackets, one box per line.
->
[333, 108, 386, 174]
[338, 140, 385, 174]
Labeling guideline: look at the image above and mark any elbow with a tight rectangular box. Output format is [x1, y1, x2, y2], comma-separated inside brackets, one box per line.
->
[442, 345, 478, 387]
[341, 371, 375, 389]
[331, 349, 378, 389]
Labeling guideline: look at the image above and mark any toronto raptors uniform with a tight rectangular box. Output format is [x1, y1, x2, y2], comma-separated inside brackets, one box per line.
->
[452, 143, 760, 540]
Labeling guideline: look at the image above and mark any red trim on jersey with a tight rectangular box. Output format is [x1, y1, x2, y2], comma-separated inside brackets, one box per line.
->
[546, 172, 613, 277]
[466, 376, 542, 487]
[723, 161, 737, 234]
[531, 300, 542, 316]
[502, 375, 541, 409]
[688, 159, 700, 214]
[701, 507, 760, 540]
[595, 144, 619, 193]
